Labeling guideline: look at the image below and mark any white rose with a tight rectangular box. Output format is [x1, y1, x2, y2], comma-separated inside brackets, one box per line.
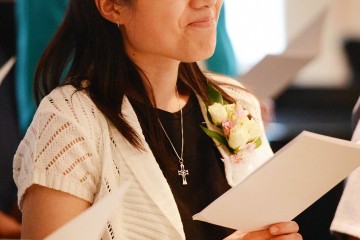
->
[225, 104, 236, 119]
[208, 103, 228, 126]
[228, 125, 250, 150]
[236, 114, 250, 126]
[245, 118, 262, 140]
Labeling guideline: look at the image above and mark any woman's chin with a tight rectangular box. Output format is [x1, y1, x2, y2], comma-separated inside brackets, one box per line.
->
[181, 49, 216, 63]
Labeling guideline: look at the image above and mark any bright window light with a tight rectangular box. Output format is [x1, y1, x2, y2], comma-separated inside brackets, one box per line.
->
[224, 0, 286, 74]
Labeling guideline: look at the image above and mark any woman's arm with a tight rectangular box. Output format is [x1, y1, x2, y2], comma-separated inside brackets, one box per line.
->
[21, 184, 90, 239]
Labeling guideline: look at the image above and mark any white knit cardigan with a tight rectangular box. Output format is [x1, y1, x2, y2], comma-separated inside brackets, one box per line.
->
[13, 76, 273, 240]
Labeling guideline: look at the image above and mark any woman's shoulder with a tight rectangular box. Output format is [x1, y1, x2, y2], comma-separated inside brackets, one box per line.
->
[205, 73, 258, 105]
[39, 85, 99, 118]
[205, 72, 244, 89]
[39, 85, 91, 110]
[35, 85, 105, 135]
[14, 85, 105, 207]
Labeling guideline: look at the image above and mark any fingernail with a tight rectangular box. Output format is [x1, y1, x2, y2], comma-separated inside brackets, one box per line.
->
[270, 226, 279, 234]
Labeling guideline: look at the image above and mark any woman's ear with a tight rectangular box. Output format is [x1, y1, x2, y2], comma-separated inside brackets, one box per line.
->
[94, 0, 126, 25]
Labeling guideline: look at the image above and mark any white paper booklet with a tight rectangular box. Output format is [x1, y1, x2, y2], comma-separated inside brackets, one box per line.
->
[45, 181, 131, 240]
[193, 131, 360, 233]
[238, 10, 326, 99]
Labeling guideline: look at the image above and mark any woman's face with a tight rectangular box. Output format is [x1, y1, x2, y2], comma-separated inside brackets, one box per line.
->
[120, 0, 223, 64]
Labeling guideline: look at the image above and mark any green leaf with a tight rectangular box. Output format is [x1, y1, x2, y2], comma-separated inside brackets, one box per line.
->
[254, 137, 262, 148]
[207, 84, 223, 105]
[200, 125, 233, 153]
[206, 109, 214, 125]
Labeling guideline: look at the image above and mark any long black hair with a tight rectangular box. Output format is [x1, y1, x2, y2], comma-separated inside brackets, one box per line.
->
[34, 0, 233, 150]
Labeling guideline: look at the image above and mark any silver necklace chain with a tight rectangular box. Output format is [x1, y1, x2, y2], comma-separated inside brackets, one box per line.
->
[157, 87, 189, 185]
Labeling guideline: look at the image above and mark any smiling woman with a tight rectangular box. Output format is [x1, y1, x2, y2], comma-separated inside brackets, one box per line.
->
[13, 0, 301, 239]
[111, 0, 221, 71]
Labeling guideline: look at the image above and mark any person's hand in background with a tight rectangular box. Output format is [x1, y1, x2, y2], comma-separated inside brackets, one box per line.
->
[0, 210, 21, 239]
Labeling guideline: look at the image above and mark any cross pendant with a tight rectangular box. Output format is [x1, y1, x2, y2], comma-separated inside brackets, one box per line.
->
[178, 162, 189, 185]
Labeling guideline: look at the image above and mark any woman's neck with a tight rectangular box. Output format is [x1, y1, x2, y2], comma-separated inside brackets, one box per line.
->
[131, 56, 190, 113]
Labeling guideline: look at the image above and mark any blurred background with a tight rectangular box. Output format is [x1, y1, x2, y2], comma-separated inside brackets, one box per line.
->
[224, 0, 360, 239]
[1, 0, 359, 239]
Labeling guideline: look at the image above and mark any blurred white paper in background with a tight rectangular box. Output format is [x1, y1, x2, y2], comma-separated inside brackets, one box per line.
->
[238, 10, 326, 99]
[352, 97, 360, 142]
[352, 123, 360, 143]
[225, 0, 286, 72]
[0, 56, 16, 87]
[45, 181, 131, 240]
[193, 131, 360, 233]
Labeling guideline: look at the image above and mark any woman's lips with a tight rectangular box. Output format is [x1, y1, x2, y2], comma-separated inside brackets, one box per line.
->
[188, 17, 216, 28]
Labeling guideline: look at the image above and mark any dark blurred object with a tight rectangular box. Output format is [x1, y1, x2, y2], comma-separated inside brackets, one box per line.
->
[0, 1, 22, 238]
[0, 50, 19, 214]
[270, 87, 359, 148]
[344, 38, 360, 86]
[0, 1, 16, 58]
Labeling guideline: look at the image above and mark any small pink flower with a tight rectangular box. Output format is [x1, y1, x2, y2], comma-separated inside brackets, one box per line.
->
[229, 152, 243, 164]
[246, 142, 256, 152]
[235, 105, 246, 119]
[222, 119, 236, 136]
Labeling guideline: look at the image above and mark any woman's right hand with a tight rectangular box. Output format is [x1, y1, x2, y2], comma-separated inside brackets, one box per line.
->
[226, 221, 302, 240]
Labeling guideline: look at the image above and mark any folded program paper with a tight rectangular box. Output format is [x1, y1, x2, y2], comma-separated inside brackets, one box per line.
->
[193, 131, 360, 233]
[238, 10, 326, 99]
[45, 181, 131, 240]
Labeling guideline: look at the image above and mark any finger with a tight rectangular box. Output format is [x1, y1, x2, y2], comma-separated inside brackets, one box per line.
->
[270, 233, 302, 240]
[269, 221, 300, 236]
[240, 228, 273, 240]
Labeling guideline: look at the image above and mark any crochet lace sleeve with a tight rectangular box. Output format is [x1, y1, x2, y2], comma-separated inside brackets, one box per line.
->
[13, 87, 103, 208]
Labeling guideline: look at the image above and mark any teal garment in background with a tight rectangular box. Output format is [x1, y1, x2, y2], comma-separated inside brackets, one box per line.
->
[206, 5, 239, 77]
[16, 0, 67, 135]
